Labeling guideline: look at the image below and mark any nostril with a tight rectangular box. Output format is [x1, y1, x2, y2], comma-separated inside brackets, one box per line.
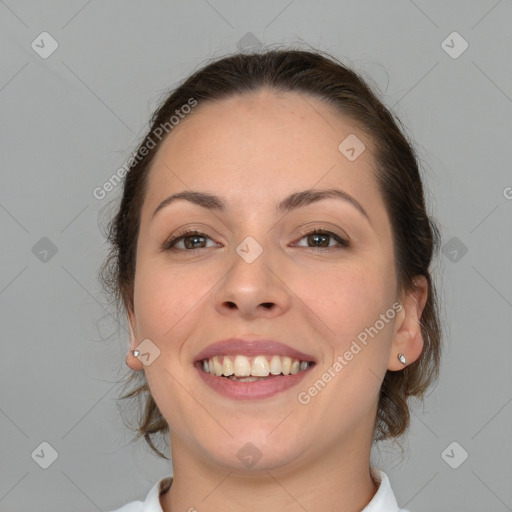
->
[261, 303, 274, 309]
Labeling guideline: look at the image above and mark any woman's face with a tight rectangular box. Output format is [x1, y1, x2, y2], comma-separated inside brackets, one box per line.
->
[128, 89, 415, 471]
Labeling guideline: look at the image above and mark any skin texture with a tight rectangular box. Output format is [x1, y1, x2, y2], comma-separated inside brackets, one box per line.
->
[125, 89, 428, 512]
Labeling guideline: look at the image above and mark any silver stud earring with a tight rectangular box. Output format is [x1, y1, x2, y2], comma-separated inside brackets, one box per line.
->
[397, 353, 406, 365]
[132, 350, 140, 357]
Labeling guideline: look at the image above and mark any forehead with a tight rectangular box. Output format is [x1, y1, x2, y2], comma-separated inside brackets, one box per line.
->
[141, 89, 386, 224]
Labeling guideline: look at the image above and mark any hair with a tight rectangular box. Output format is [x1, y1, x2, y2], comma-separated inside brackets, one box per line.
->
[99, 49, 442, 460]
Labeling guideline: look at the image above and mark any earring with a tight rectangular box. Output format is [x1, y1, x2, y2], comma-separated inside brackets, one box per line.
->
[397, 353, 406, 365]
[132, 350, 140, 357]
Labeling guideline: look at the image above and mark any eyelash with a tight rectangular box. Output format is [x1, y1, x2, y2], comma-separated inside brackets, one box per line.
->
[161, 228, 349, 252]
[295, 227, 349, 250]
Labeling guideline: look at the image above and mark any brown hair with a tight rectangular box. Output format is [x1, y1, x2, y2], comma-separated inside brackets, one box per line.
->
[99, 49, 442, 460]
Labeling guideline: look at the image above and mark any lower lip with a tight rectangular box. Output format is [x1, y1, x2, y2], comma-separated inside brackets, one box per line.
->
[195, 364, 313, 400]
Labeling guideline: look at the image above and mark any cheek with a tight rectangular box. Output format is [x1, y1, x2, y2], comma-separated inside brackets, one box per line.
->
[135, 260, 182, 339]
[297, 265, 396, 407]
[132, 259, 204, 340]
[296, 266, 395, 422]
[295, 262, 392, 347]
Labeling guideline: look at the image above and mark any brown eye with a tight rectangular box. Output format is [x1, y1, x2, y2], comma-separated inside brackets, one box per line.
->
[295, 229, 349, 249]
[162, 230, 217, 251]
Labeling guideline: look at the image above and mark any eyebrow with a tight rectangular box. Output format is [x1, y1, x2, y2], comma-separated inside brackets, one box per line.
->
[152, 188, 371, 224]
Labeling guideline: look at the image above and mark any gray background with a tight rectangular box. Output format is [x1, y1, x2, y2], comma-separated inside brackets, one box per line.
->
[1, 1, 511, 511]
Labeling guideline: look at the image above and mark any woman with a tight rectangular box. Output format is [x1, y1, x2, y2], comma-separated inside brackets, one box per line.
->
[102, 49, 441, 512]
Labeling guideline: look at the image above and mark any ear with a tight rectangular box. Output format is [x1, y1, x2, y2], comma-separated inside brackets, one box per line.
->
[125, 307, 144, 371]
[388, 275, 429, 371]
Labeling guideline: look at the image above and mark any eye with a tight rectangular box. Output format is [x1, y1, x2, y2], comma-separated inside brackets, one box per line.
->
[162, 230, 219, 251]
[161, 228, 349, 252]
[293, 228, 349, 250]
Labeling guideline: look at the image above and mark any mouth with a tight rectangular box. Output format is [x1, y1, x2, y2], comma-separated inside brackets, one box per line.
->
[196, 354, 316, 382]
[193, 338, 317, 400]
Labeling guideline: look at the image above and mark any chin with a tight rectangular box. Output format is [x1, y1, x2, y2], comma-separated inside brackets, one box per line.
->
[200, 432, 306, 473]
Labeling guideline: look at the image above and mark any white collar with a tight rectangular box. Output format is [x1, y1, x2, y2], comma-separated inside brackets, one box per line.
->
[362, 467, 407, 511]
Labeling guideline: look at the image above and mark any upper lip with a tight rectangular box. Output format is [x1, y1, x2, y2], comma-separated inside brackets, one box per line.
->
[194, 338, 317, 363]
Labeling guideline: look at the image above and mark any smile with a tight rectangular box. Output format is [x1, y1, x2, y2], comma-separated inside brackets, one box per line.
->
[199, 354, 314, 381]
[195, 355, 316, 400]
[193, 338, 317, 399]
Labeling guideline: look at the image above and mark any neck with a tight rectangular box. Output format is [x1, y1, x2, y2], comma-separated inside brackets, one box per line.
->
[160, 430, 378, 512]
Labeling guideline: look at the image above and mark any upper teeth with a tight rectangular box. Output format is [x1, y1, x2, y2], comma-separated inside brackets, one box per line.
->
[201, 355, 310, 377]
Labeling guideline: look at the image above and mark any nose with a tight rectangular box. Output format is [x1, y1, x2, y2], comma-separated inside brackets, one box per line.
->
[212, 239, 291, 320]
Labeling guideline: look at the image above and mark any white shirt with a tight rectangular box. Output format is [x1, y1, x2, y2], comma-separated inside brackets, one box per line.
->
[108, 467, 409, 512]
